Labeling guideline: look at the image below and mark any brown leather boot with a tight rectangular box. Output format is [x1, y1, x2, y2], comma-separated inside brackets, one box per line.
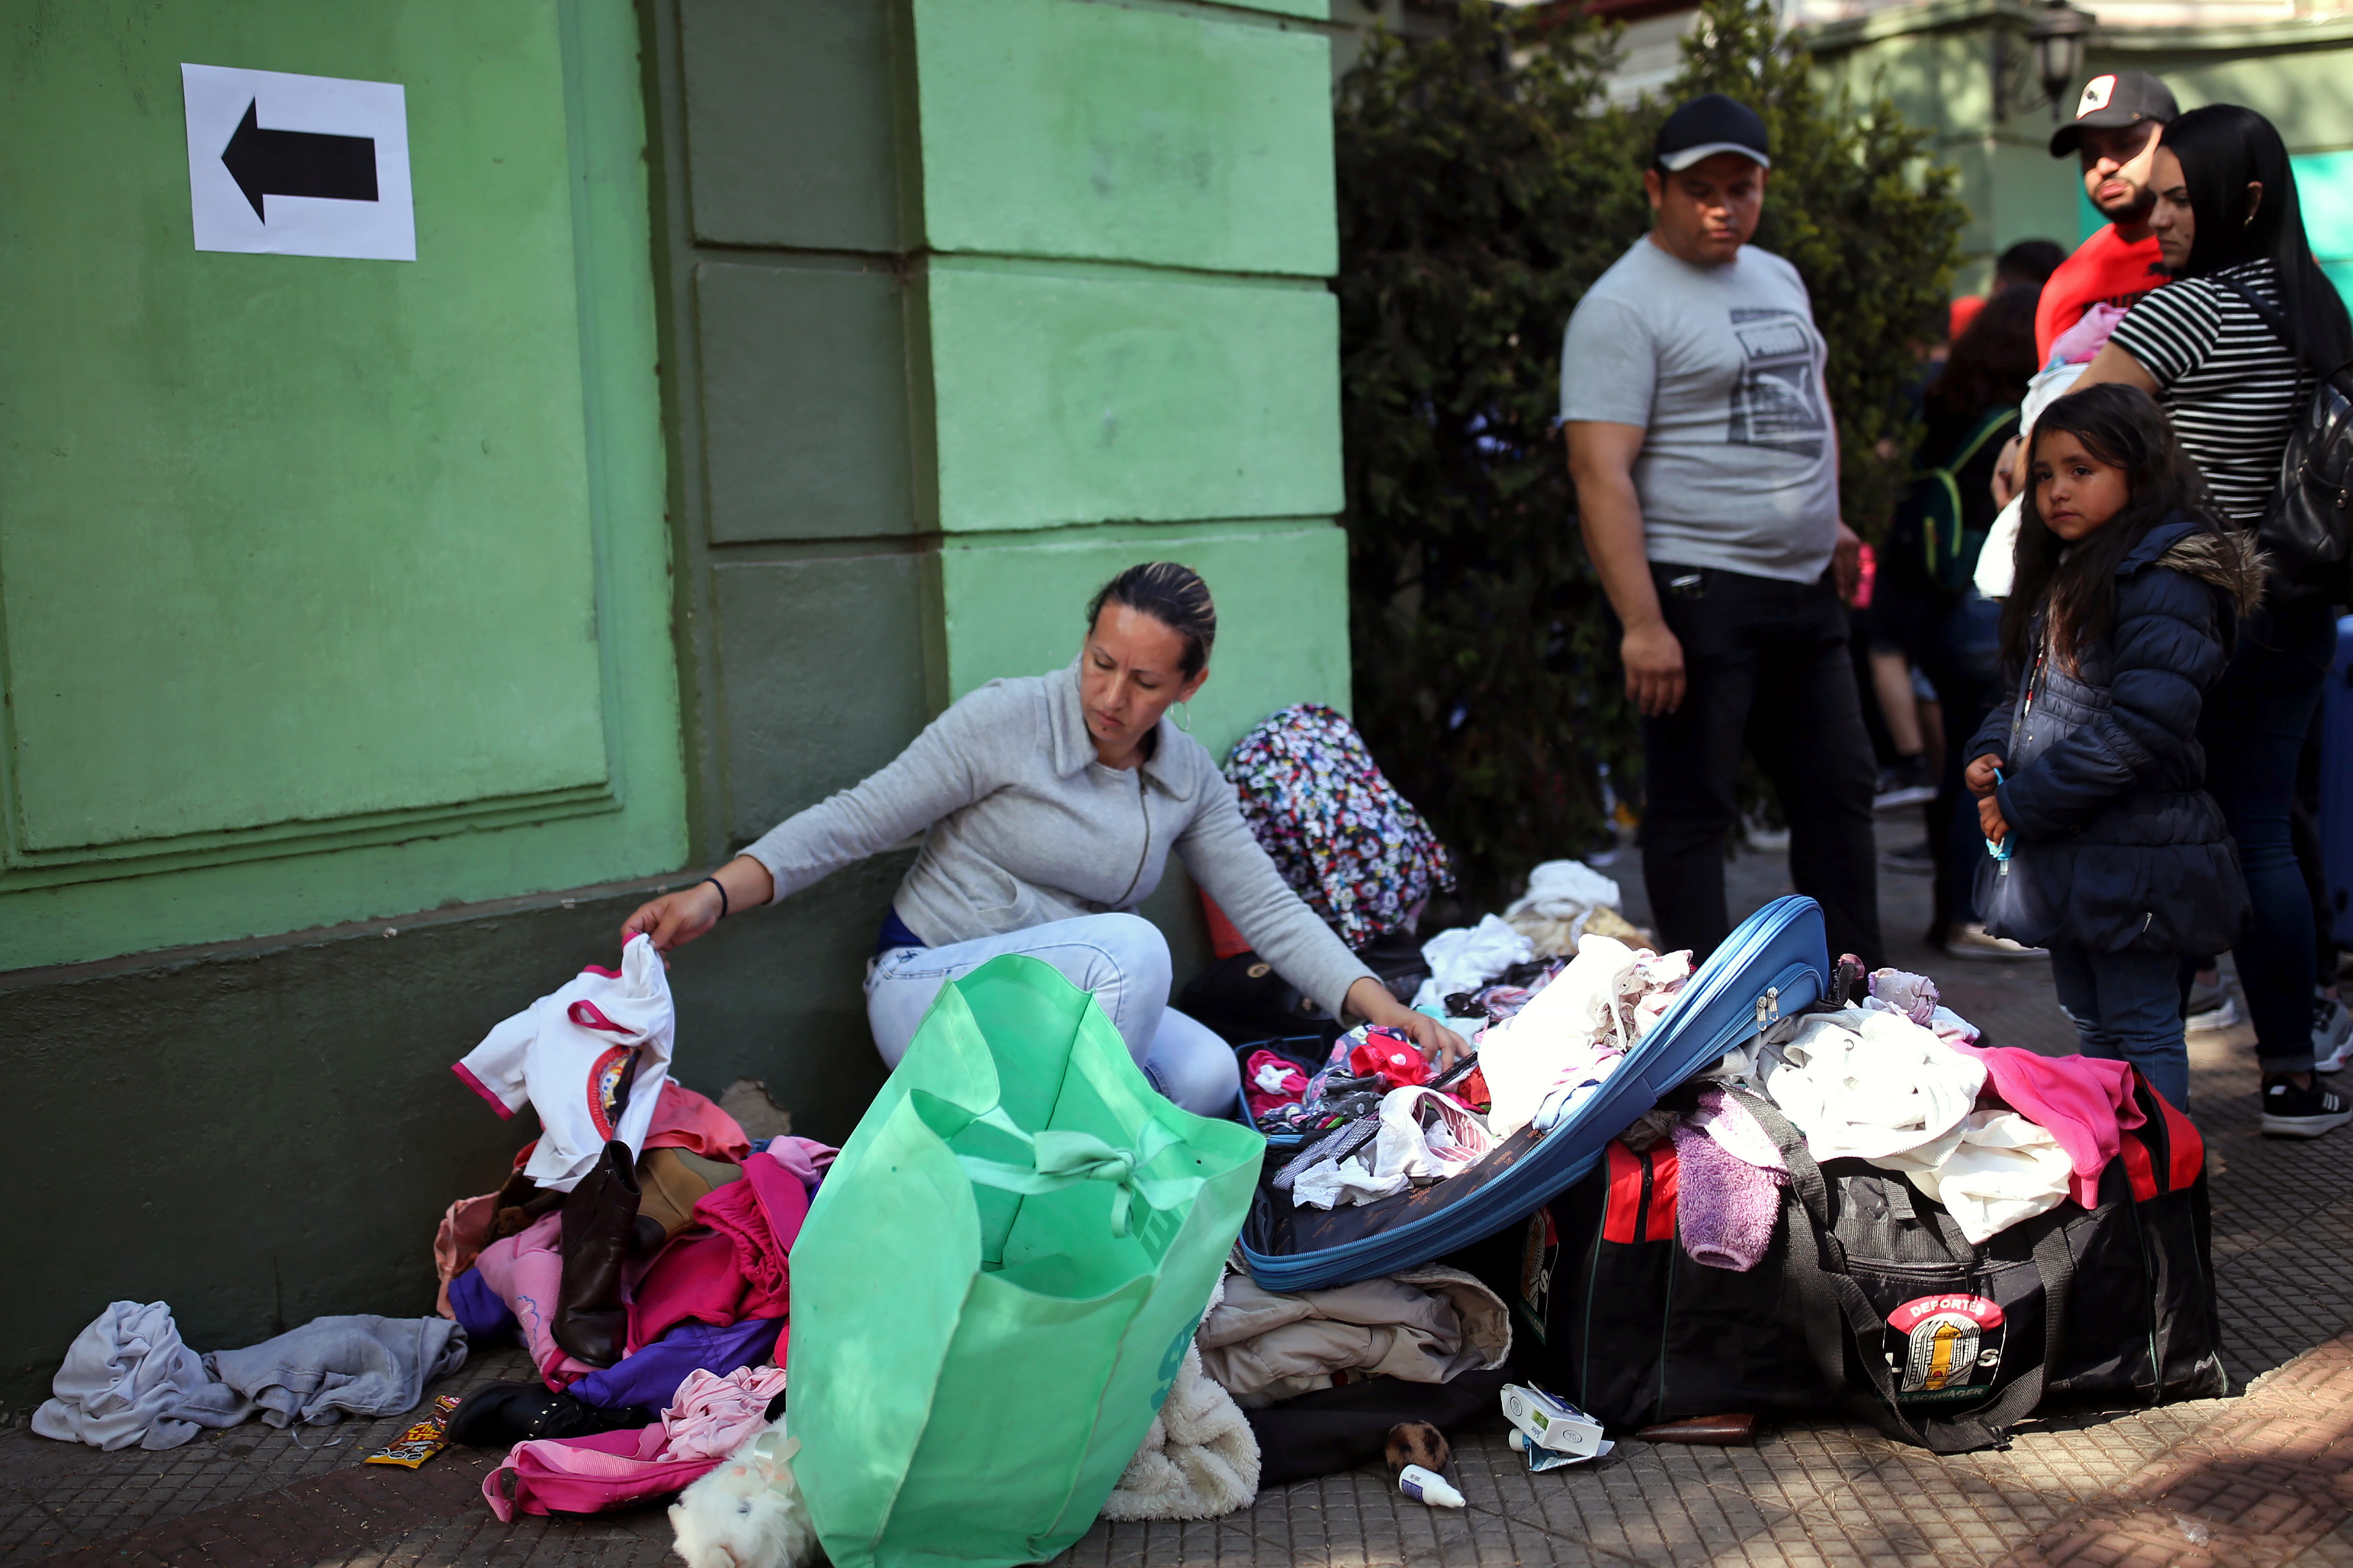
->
[629, 1147, 745, 1257]
[553, 1140, 641, 1368]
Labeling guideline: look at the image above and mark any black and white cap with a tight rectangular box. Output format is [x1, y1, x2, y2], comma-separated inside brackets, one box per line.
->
[1654, 93, 1771, 172]
[2048, 71, 2179, 157]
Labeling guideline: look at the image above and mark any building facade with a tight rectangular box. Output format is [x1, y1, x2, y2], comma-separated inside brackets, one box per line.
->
[0, 0, 1349, 1404]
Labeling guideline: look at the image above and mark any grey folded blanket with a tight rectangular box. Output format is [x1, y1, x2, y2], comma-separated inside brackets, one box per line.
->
[172, 1315, 467, 1429]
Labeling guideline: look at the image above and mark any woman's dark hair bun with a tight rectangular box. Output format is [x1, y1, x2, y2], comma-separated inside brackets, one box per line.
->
[1086, 562, 1217, 676]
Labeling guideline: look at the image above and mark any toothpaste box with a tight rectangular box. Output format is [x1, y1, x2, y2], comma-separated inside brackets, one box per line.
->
[1499, 1383, 1606, 1457]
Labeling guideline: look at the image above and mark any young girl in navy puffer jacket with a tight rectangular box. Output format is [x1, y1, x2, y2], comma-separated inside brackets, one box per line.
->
[1966, 384, 2275, 1120]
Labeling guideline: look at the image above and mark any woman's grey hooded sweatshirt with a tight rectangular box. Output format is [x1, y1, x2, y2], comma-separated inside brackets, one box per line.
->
[742, 663, 1378, 1016]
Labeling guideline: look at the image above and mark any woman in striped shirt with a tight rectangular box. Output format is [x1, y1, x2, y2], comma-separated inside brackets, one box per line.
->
[2073, 104, 2353, 1132]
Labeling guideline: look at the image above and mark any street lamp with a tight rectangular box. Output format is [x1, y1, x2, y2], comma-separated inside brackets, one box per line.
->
[1995, 0, 2098, 122]
[2030, 0, 2097, 120]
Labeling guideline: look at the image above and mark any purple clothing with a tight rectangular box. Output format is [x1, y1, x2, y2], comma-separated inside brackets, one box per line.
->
[446, 1268, 516, 1343]
[565, 1317, 783, 1411]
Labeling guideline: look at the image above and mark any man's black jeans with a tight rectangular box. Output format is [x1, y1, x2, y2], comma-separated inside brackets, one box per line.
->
[1638, 563, 1883, 969]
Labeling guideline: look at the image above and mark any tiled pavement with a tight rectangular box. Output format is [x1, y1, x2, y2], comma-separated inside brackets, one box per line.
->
[9, 821, 2353, 1567]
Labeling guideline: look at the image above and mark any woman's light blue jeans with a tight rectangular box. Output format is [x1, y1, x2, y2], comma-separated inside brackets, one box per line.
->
[865, 913, 1242, 1116]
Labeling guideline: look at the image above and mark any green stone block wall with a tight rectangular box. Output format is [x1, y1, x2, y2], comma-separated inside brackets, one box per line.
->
[647, 0, 1353, 1012]
[1, 0, 1353, 1405]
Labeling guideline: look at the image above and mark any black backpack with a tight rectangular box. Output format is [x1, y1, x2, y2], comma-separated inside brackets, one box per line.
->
[1911, 407, 2020, 592]
[2217, 275, 2353, 608]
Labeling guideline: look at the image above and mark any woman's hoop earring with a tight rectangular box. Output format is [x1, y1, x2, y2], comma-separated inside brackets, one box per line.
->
[1173, 702, 1193, 733]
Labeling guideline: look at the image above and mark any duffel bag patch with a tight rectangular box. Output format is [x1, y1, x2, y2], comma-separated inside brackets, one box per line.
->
[1888, 1294, 2005, 1405]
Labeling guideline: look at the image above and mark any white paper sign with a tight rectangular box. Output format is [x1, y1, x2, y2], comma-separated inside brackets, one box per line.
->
[182, 63, 414, 261]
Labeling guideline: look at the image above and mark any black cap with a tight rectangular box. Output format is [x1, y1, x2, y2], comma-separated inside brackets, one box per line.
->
[1655, 93, 1771, 172]
[2048, 71, 2179, 157]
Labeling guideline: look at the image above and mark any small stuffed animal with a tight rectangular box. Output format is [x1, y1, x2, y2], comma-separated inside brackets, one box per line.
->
[1384, 1421, 1451, 1479]
[669, 1421, 817, 1568]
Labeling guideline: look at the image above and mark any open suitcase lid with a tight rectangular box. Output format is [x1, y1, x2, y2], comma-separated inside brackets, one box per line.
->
[1240, 895, 1830, 1292]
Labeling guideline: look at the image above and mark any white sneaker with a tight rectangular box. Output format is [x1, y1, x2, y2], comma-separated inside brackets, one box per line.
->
[2186, 987, 2242, 1034]
[2314, 996, 2353, 1074]
[1943, 923, 2048, 962]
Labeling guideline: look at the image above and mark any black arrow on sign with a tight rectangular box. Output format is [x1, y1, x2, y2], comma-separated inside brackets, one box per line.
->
[221, 99, 378, 221]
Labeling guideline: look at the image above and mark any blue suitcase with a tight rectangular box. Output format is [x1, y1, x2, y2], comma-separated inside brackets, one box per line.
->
[2325, 615, 2353, 948]
[1240, 894, 1831, 1292]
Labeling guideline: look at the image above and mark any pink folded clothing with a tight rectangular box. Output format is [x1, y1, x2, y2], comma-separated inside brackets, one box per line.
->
[483, 1365, 788, 1519]
[471, 1212, 599, 1389]
[660, 1364, 789, 1461]
[1952, 1044, 2147, 1206]
[1670, 1120, 1786, 1272]
[762, 1135, 838, 1197]
[696, 1151, 811, 1317]
[626, 1149, 812, 1352]
[627, 1232, 746, 1353]
[1244, 1050, 1312, 1118]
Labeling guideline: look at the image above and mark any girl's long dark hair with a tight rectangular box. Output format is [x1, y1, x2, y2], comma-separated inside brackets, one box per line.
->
[2161, 104, 2353, 376]
[1999, 383, 2217, 671]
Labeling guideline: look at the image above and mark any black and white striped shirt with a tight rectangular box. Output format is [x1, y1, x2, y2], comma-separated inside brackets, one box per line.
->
[2108, 260, 2309, 524]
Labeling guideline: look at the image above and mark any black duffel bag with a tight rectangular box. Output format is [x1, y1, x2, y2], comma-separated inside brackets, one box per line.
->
[1742, 1084, 2225, 1453]
[1468, 1077, 2224, 1452]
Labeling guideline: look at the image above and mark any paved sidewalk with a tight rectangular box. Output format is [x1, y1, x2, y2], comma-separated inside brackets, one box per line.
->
[9, 823, 2351, 1568]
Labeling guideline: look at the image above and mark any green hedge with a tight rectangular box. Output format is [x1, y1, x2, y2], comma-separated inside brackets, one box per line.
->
[1338, 0, 1965, 905]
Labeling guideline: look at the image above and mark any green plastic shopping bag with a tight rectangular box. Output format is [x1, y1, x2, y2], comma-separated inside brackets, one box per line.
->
[790, 954, 1263, 1568]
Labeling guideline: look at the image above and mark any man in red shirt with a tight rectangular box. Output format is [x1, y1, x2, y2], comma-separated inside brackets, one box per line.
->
[2033, 70, 2179, 362]
[1992, 70, 2180, 504]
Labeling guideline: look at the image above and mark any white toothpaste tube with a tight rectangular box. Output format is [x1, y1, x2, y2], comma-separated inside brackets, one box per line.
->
[1499, 1383, 1606, 1457]
[1398, 1464, 1465, 1508]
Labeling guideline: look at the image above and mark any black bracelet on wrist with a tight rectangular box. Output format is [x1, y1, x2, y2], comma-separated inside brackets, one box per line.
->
[701, 874, 729, 920]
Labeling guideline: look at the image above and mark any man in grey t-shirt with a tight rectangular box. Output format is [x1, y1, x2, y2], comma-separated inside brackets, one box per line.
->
[1563, 93, 1881, 967]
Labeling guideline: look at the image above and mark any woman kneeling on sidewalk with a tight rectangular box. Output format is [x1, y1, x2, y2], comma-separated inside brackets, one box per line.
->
[621, 563, 1464, 1115]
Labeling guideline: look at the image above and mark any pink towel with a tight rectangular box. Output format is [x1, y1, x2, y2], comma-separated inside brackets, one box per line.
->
[1951, 1044, 2145, 1207]
[626, 1148, 813, 1352]
[1669, 1120, 1786, 1272]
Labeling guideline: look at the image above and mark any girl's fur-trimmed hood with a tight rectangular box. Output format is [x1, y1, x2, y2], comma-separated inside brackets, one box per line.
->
[2153, 527, 2267, 615]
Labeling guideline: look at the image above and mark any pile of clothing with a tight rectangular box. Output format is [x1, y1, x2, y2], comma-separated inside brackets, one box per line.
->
[1246, 935, 1696, 1214]
[1401, 860, 1648, 1026]
[428, 934, 844, 1516]
[1636, 964, 2154, 1271]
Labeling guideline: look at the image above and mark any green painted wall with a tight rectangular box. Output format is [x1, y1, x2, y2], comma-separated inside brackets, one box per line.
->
[927, 262, 1343, 534]
[939, 518, 1353, 761]
[913, 0, 1335, 276]
[0, 0, 684, 969]
[3, 0, 1355, 1407]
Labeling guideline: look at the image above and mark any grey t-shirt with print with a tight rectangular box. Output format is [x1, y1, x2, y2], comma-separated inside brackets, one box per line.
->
[1560, 237, 1839, 583]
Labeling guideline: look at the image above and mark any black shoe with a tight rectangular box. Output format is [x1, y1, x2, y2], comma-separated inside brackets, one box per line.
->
[445, 1381, 654, 1447]
[2261, 1075, 2353, 1138]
